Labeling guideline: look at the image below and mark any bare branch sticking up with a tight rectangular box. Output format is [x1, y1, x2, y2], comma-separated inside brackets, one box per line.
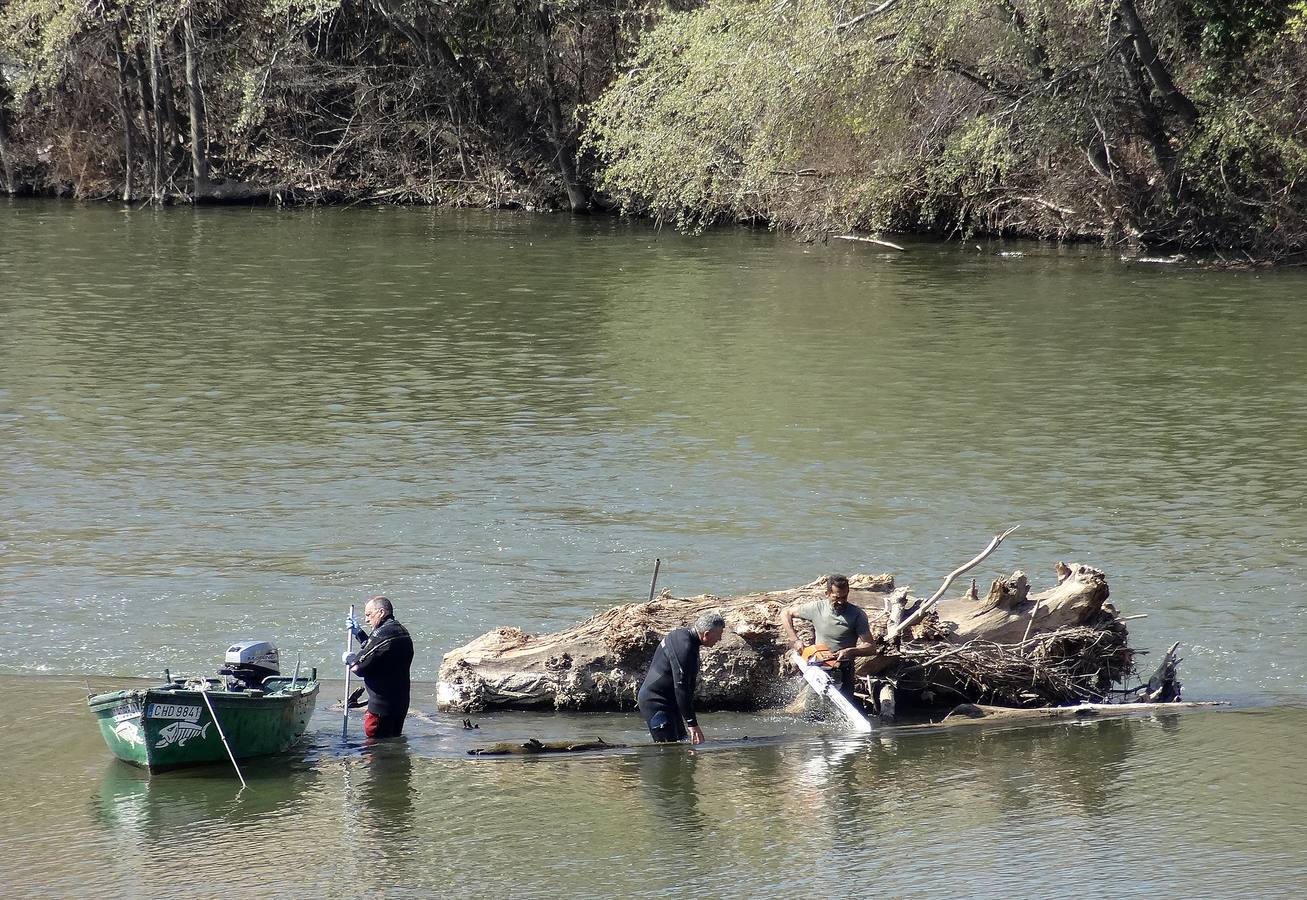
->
[887, 526, 1020, 641]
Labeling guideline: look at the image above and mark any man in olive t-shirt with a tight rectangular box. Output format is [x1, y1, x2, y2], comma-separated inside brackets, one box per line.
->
[781, 574, 876, 704]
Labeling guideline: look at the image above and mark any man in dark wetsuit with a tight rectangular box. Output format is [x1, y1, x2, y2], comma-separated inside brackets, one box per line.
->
[344, 595, 414, 739]
[636, 611, 726, 745]
[780, 574, 876, 706]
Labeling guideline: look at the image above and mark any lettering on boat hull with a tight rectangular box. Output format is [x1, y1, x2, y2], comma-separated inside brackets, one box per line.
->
[147, 703, 203, 722]
[112, 703, 143, 722]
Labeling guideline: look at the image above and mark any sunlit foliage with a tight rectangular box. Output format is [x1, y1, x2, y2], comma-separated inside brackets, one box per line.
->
[585, 0, 1307, 254]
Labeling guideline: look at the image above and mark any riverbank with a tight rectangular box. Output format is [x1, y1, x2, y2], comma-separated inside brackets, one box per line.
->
[0, 191, 1284, 271]
[4, 0, 1305, 261]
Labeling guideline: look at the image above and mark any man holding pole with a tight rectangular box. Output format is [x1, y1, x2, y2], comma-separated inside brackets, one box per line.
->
[343, 596, 414, 739]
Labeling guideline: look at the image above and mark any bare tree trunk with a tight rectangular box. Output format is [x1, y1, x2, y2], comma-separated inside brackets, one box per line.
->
[1114, 0, 1199, 127]
[147, 10, 165, 200]
[0, 68, 14, 194]
[132, 46, 156, 189]
[537, 7, 590, 212]
[162, 35, 185, 153]
[1116, 38, 1181, 202]
[182, 10, 211, 197]
[111, 30, 136, 201]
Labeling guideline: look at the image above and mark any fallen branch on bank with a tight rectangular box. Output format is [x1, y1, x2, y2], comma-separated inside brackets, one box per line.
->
[834, 233, 908, 251]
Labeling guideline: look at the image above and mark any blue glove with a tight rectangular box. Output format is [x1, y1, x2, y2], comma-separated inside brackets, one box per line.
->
[346, 613, 365, 641]
[342, 650, 358, 666]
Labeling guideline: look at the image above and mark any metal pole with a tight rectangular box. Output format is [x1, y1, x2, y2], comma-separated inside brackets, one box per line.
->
[647, 558, 661, 603]
[342, 604, 354, 740]
[199, 684, 247, 789]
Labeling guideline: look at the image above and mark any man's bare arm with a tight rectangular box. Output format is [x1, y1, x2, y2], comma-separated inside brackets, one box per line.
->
[780, 607, 805, 651]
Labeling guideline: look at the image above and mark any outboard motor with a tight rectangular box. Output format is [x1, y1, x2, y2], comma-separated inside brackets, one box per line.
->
[219, 640, 280, 690]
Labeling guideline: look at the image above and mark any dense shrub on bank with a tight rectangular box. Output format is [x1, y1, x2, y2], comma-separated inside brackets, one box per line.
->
[1, 0, 1305, 257]
[0, 0, 632, 208]
[584, 0, 1307, 257]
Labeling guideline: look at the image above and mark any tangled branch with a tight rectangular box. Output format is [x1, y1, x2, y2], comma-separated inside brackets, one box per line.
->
[886, 624, 1134, 707]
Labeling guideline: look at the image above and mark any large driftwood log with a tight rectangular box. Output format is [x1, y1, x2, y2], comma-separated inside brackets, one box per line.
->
[436, 562, 1119, 713]
[934, 561, 1109, 643]
[437, 576, 888, 712]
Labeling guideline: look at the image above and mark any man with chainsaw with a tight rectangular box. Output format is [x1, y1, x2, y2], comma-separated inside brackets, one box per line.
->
[781, 574, 876, 705]
[636, 610, 726, 745]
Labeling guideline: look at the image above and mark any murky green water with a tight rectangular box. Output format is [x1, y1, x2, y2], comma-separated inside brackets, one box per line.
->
[2, 199, 1306, 895]
[2, 677, 1304, 898]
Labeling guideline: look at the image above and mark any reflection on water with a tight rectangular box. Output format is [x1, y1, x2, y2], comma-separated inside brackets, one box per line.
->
[2, 675, 1306, 896]
[94, 755, 317, 841]
[352, 738, 416, 838]
[629, 745, 705, 833]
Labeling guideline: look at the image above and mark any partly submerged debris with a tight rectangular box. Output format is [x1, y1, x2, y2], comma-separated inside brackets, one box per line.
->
[438, 536, 1188, 725]
[468, 737, 625, 756]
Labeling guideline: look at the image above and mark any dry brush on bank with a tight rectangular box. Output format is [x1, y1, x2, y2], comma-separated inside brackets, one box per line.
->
[0, 0, 633, 206]
[3, 0, 1303, 257]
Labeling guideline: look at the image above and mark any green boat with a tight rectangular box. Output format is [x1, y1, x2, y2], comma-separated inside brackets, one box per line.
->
[88, 641, 320, 771]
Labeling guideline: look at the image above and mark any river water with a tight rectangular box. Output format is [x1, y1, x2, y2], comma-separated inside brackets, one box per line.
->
[2, 199, 1306, 896]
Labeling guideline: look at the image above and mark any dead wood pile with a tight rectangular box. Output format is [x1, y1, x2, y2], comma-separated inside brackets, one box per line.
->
[437, 547, 1150, 715]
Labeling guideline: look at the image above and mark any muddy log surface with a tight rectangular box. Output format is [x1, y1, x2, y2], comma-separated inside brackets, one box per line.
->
[437, 562, 1125, 713]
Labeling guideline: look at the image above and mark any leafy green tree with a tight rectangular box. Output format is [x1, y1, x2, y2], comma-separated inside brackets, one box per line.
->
[585, 0, 1307, 254]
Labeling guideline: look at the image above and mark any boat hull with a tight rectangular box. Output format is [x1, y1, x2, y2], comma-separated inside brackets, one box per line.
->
[88, 678, 319, 771]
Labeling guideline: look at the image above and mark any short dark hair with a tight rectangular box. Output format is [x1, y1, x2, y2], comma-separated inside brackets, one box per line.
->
[367, 595, 393, 615]
[825, 574, 849, 592]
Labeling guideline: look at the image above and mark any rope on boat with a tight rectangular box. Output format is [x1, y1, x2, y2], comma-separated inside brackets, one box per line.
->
[198, 683, 247, 789]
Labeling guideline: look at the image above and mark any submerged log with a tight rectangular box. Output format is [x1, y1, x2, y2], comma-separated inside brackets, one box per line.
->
[935, 699, 1221, 727]
[437, 559, 1125, 713]
[468, 737, 625, 756]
